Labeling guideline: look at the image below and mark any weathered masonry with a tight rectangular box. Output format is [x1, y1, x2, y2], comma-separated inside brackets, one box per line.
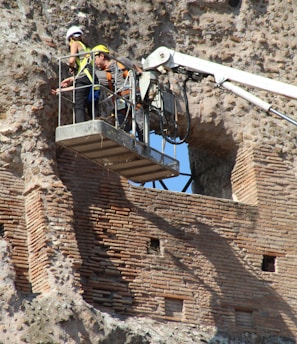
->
[1, 143, 297, 339]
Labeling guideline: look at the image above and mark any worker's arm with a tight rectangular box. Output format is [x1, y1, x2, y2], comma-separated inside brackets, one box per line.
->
[61, 76, 74, 88]
[68, 41, 79, 68]
[51, 77, 74, 95]
[51, 86, 74, 95]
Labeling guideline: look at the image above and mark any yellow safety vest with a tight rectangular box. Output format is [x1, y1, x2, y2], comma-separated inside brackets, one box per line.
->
[70, 40, 93, 82]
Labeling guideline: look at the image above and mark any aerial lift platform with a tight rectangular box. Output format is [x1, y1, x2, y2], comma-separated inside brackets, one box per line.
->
[55, 50, 179, 183]
[56, 119, 179, 183]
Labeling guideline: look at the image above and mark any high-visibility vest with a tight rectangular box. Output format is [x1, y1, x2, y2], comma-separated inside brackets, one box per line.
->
[70, 40, 93, 82]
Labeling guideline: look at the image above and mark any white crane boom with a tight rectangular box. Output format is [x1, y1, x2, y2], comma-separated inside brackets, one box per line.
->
[142, 46, 297, 126]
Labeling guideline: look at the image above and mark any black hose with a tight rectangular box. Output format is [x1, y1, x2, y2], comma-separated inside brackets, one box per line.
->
[159, 77, 191, 145]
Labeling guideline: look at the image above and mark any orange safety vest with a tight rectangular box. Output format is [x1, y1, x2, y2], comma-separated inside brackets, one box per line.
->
[104, 61, 142, 110]
[105, 62, 129, 92]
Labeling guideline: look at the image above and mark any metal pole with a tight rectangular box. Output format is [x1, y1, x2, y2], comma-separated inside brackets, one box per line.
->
[270, 108, 297, 127]
[144, 110, 150, 145]
[58, 58, 62, 127]
[222, 82, 297, 126]
[131, 70, 136, 137]
[91, 50, 95, 120]
[158, 180, 168, 190]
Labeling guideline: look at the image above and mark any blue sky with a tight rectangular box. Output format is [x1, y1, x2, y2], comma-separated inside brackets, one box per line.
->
[144, 134, 192, 193]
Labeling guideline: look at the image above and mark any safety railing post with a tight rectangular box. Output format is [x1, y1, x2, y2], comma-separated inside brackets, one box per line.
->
[58, 57, 62, 127]
[131, 70, 136, 138]
[91, 50, 96, 120]
[143, 110, 150, 145]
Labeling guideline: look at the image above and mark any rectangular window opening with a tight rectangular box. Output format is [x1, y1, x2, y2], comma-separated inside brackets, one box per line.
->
[0, 223, 4, 237]
[235, 309, 254, 328]
[147, 238, 160, 255]
[262, 255, 276, 272]
[165, 297, 184, 319]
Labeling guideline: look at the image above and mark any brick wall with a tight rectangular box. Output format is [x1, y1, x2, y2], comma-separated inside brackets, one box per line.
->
[24, 180, 83, 294]
[2, 143, 297, 338]
[0, 168, 30, 293]
[55, 144, 297, 337]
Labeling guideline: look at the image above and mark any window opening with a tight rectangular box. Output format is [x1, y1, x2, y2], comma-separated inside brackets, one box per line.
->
[0, 223, 4, 237]
[136, 138, 192, 193]
[235, 309, 254, 328]
[261, 255, 276, 272]
[148, 238, 160, 255]
[165, 297, 184, 319]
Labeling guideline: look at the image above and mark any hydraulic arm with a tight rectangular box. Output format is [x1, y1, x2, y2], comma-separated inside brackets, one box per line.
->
[141, 46, 297, 127]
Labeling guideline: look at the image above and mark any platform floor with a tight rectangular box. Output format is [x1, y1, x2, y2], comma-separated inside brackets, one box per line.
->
[55, 120, 179, 183]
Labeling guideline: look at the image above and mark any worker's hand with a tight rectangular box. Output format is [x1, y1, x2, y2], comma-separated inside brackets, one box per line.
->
[66, 65, 76, 75]
[61, 80, 68, 87]
[50, 88, 59, 95]
[61, 77, 73, 88]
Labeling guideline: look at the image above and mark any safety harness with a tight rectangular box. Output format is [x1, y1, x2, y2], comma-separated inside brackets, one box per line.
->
[70, 40, 93, 82]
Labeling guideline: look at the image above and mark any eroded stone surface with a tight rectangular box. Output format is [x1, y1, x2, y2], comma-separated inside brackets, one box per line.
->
[1, 1, 297, 342]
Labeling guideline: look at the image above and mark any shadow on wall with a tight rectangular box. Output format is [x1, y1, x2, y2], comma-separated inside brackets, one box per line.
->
[57, 147, 296, 341]
[57, 148, 134, 312]
[132, 204, 297, 341]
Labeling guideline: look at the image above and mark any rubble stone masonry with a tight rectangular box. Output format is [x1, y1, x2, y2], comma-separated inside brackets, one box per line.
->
[1, 0, 297, 341]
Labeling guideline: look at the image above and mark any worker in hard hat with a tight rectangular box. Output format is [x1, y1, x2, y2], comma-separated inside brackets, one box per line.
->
[91, 44, 120, 122]
[92, 45, 144, 141]
[52, 43, 144, 140]
[65, 26, 96, 123]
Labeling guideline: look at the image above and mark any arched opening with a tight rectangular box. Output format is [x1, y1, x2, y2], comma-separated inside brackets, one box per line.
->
[187, 119, 237, 199]
[189, 146, 236, 199]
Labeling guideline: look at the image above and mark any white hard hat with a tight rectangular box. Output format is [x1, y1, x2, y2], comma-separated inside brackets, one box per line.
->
[66, 26, 83, 42]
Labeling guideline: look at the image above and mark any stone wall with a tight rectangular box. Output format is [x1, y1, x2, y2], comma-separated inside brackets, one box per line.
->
[1, 0, 297, 342]
[7, 142, 293, 339]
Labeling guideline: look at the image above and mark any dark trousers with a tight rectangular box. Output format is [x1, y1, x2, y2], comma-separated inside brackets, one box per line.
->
[74, 75, 92, 123]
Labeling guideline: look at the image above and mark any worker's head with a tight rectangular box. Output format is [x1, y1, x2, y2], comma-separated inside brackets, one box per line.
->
[93, 45, 110, 68]
[66, 26, 83, 43]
